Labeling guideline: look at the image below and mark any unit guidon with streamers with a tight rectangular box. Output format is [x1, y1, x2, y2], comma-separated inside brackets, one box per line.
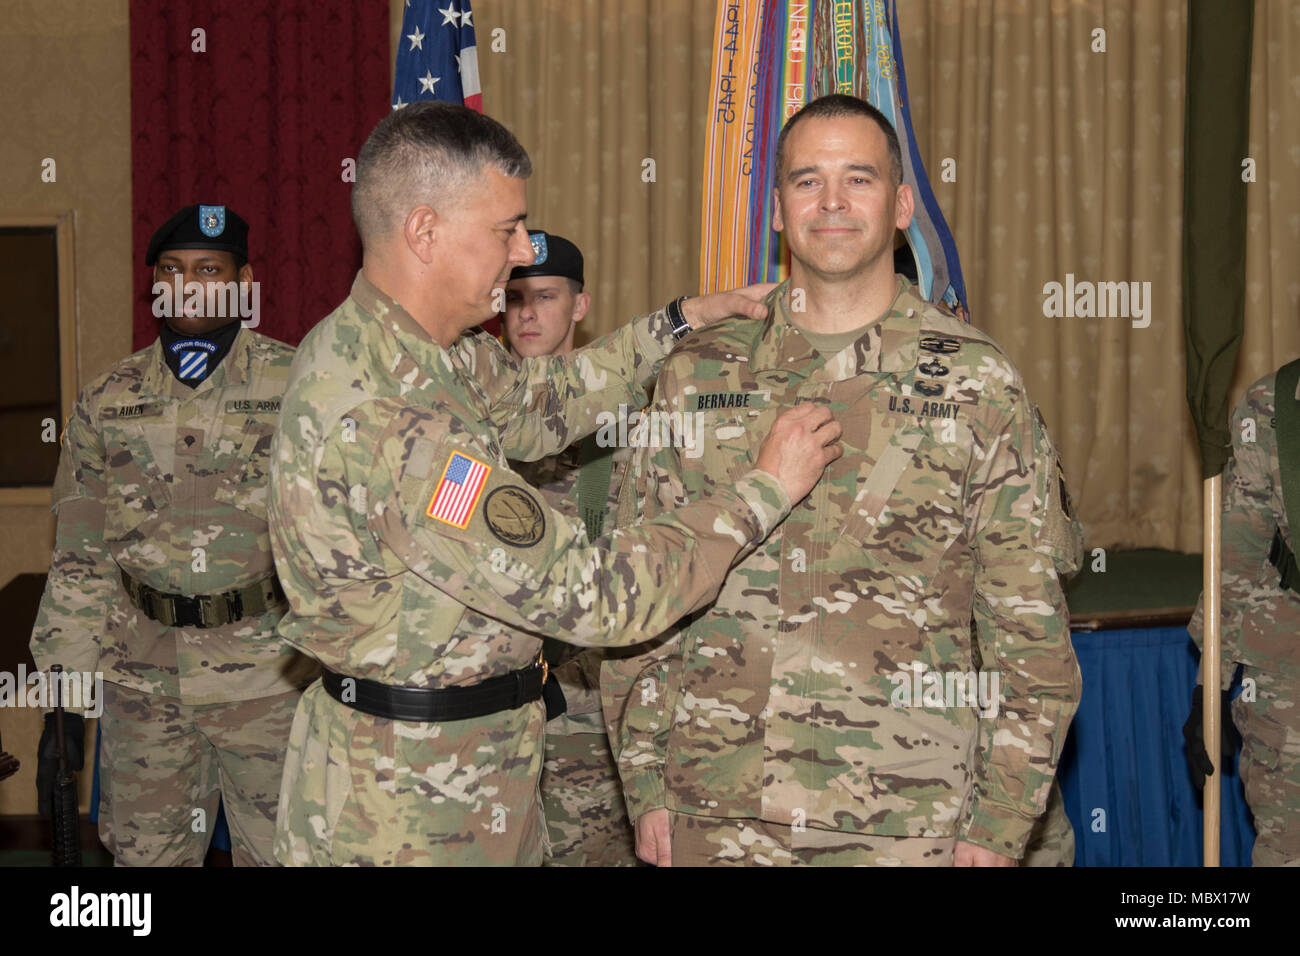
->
[427, 452, 491, 528]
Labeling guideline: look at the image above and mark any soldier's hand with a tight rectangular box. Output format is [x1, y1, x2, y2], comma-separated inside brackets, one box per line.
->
[679, 283, 777, 329]
[1182, 684, 1240, 790]
[36, 712, 85, 817]
[635, 807, 672, 867]
[754, 403, 844, 505]
[954, 841, 1018, 866]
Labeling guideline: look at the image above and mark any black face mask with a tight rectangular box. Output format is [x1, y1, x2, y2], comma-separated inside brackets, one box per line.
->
[160, 320, 242, 388]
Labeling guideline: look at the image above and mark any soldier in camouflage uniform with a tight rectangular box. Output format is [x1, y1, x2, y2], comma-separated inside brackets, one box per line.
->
[605, 95, 1080, 866]
[1188, 367, 1300, 866]
[268, 102, 841, 866]
[31, 205, 307, 866]
[502, 230, 638, 866]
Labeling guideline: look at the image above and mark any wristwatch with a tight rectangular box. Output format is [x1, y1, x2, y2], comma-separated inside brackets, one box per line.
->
[667, 295, 692, 341]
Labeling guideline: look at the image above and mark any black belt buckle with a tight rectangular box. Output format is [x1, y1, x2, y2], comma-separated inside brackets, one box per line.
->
[172, 595, 204, 629]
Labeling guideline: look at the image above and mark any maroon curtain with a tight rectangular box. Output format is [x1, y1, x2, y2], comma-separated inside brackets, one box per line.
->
[130, 0, 390, 349]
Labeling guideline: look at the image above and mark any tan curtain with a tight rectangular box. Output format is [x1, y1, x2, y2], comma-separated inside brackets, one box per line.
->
[899, 0, 1194, 551]
[1240, 0, 1300, 412]
[456, 0, 716, 337]
[390, 0, 1299, 554]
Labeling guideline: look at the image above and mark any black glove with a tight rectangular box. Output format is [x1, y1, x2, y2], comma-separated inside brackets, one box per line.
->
[1182, 685, 1242, 790]
[36, 712, 84, 817]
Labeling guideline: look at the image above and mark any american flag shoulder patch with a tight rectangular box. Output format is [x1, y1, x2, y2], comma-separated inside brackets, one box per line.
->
[426, 451, 492, 529]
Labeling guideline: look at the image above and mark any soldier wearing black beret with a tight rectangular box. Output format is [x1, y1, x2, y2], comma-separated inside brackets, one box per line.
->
[502, 231, 639, 866]
[31, 204, 312, 866]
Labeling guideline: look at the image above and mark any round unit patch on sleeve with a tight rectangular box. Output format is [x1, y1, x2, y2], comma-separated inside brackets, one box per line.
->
[483, 485, 546, 547]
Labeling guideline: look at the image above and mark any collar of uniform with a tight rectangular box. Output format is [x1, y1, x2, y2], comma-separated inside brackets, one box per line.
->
[349, 270, 438, 345]
[141, 338, 172, 396]
[749, 279, 814, 376]
[753, 276, 921, 381]
[348, 270, 452, 379]
[220, 325, 254, 387]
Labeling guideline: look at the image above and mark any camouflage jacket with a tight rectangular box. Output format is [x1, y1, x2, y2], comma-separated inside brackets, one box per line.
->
[513, 440, 632, 735]
[31, 327, 302, 706]
[267, 273, 793, 861]
[605, 279, 1082, 859]
[1189, 370, 1300, 682]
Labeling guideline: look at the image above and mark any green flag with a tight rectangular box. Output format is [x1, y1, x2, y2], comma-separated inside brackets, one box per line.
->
[1182, 0, 1254, 479]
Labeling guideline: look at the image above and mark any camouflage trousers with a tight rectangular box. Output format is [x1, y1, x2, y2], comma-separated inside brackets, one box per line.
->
[98, 682, 298, 866]
[1233, 667, 1300, 866]
[666, 812, 958, 866]
[540, 730, 637, 866]
[274, 680, 547, 866]
[1021, 778, 1074, 866]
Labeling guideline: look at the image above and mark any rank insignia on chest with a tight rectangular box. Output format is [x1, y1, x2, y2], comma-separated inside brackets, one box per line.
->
[427, 452, 492, 529]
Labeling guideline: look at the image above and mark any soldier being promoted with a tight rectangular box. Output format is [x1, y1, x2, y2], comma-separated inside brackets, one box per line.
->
[1188, 363, 1300, 866]
[31, 205, 308, 866]
[604, 95, 1082, 867]
[502, 230, 638, 867]
[267, 101, 842, 866]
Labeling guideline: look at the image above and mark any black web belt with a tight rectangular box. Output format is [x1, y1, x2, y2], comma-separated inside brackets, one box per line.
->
[322, 657, 565, 723]
[1269, 527, 1300, 594]
[120, 567, 286, 629]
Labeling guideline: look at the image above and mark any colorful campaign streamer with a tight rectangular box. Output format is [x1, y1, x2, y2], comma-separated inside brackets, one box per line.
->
[700, 0, 767, 294]
[700, 0, 966, 315]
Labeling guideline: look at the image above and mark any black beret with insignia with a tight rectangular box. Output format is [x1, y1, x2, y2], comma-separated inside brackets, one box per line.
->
[146, 204, 250, 266]
[509, 230, 584, 289]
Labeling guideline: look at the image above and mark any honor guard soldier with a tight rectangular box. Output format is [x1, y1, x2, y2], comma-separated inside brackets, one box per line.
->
[31, 205, 307, 866]
[605, 95, 1082, 867]
[1188, 362, 1300, 866]
[502, 230, 638, 866]
[268, 101, 842, 866]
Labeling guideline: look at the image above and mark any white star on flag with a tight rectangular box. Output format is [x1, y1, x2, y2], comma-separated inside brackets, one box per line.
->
[393, 0, 482, 113]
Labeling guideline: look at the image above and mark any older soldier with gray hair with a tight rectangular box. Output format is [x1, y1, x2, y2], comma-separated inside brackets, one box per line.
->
[267, 101, 842, 866]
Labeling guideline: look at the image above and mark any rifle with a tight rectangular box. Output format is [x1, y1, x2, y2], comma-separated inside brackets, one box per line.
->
[49, 664, 81, 866]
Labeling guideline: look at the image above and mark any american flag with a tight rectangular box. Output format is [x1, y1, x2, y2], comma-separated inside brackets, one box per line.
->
[427, 452, 491, 528]
[393, 0, 482, 113]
